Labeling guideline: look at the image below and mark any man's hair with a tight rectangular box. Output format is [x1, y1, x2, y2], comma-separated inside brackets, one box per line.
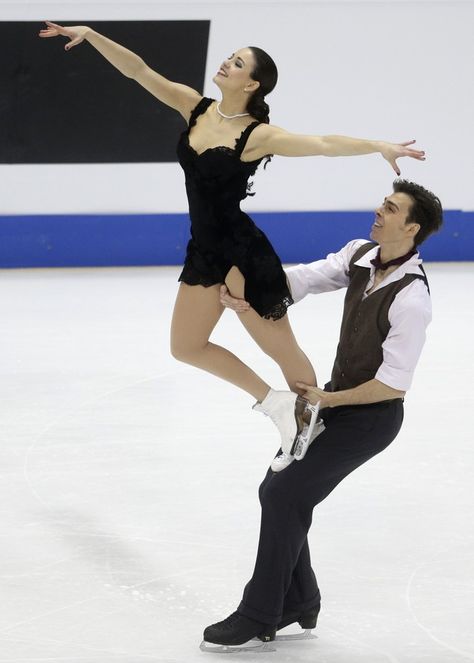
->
[393, 179, 443, 246]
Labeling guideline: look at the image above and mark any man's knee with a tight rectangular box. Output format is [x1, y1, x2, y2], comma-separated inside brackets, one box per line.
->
[259, 473, 285, 508]
[258, 451, 344, 512]
[258, 470, 305, 510]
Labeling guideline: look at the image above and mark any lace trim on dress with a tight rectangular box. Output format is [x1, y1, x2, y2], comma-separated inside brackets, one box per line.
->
[187, 97, 213, 131]
[262, 295, 294, 321]
[187, 98, 262, 164]
[234, 121, 260, 157]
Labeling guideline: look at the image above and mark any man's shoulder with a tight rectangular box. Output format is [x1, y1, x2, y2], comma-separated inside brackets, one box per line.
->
[346, 239, 371, 251]
[334, 239, 372, 261]
[392, 277, 432, 323]
[347, 239, 376, 266]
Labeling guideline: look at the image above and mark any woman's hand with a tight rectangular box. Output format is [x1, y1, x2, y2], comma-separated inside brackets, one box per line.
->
[39, 21, 91, 51]
[380, 140, 426, 176]
[219, 285, 251, 313]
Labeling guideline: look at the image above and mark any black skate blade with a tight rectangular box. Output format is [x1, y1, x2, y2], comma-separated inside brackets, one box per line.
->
[275, 628, 317, 641]
[200, 638, 276, 653]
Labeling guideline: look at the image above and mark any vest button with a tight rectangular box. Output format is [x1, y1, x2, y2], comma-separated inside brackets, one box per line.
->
[341, 372, 345, 377]
[354, 326, 358, 332]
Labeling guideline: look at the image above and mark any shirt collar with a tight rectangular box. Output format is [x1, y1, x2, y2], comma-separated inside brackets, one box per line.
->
[354, 244, 423, 277]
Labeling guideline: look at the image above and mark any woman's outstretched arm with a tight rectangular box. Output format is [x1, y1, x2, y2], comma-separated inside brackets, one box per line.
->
[245, 124, 426, 175]
[39, 22, 202, 120]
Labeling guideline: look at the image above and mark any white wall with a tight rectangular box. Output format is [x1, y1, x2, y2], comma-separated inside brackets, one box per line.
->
[1, 1, 473, 214]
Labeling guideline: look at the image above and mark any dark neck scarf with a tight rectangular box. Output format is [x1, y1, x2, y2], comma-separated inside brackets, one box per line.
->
[370, 247, 417, 271]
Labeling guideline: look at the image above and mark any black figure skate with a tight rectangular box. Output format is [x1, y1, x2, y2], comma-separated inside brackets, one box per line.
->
[200, 611, 277, 653]
[275, 605, 320, 642]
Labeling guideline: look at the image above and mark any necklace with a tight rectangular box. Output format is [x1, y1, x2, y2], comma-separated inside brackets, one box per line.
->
[216, 102, 249, 119]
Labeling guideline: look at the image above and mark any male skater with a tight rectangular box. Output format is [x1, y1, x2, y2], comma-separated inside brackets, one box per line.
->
[201, 179, 443, 651]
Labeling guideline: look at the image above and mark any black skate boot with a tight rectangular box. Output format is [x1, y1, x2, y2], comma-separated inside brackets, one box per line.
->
[275, 605, 320, 641]
[200, 611, 276, 653]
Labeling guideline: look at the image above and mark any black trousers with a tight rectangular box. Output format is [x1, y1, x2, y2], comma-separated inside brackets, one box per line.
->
[238, 398, 404, 625]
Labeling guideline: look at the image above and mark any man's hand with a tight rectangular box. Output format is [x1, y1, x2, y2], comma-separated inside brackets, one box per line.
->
[296, 383, 334, 408]
[219, 285, 251, 313]
[297, 378, 405, 408]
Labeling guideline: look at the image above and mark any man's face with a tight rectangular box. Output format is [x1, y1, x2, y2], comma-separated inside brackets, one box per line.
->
[370, 191, 419, 246]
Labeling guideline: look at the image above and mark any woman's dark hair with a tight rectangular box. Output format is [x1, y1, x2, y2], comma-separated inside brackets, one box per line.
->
[393, 179, 443, 246]
[246, 46, 278, 124]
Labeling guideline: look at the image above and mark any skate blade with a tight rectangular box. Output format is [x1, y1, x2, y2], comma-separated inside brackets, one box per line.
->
[276, 628, 317, 641]
[200, 638, 276, 653]
[293, 402, 320, 460]
[288, 396, 310, 455]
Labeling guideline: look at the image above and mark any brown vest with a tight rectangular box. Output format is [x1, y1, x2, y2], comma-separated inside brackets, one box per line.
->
[330, 242, 429, 391]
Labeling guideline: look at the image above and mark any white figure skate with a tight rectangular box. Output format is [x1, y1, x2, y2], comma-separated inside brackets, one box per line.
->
[253, 389, 307, 454]
[270, 403, 325, 472]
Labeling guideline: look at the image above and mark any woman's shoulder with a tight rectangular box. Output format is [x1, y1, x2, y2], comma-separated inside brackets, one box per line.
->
[187, 96, 215, 125]
[191, 96, 215, 113]
[240, 122, 278, 153]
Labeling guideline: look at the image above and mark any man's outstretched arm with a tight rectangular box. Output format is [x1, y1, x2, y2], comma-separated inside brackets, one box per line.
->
[296, 379, 405, 409]
[219, 239, 367, 311]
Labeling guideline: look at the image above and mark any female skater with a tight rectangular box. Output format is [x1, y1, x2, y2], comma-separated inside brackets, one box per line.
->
[39, 23, 426, 467]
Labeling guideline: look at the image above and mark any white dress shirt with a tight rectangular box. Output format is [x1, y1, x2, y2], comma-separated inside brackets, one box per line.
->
[285, 240, 432, 391]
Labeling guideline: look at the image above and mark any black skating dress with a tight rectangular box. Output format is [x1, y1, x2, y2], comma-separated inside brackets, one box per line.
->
[177, 96, 294, 321]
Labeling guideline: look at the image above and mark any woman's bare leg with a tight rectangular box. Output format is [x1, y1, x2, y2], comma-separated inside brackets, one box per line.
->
[225, 267, 317, 393]
[170, 282, 270, 401]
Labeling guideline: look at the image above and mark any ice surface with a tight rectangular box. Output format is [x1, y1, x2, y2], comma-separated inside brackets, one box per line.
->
[0, 263, 473, 662]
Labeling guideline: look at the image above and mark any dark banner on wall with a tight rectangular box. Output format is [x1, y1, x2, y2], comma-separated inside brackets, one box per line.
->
[0, 20, 210, 163]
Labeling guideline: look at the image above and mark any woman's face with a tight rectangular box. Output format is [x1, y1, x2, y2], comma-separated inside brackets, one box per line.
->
[213, 47, 259, 94]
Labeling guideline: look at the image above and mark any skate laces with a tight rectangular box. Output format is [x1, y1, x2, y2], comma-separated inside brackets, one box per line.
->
[216, 612, 244, 630]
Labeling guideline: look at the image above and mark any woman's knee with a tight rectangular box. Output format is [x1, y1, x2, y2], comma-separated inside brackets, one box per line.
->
[170, 334, 206, 364]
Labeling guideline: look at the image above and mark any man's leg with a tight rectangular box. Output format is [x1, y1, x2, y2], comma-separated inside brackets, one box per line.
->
[238, 399, 404, 625]
[281, 537, 320, 617]
[240, 472, 320, 620]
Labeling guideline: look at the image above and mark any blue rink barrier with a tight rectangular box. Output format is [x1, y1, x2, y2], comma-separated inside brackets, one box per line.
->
[0, 210, 472, 268]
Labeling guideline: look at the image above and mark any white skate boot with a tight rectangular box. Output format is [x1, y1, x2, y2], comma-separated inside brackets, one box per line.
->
[270, 404, 325, 473]
[253, 389, 307, 454]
